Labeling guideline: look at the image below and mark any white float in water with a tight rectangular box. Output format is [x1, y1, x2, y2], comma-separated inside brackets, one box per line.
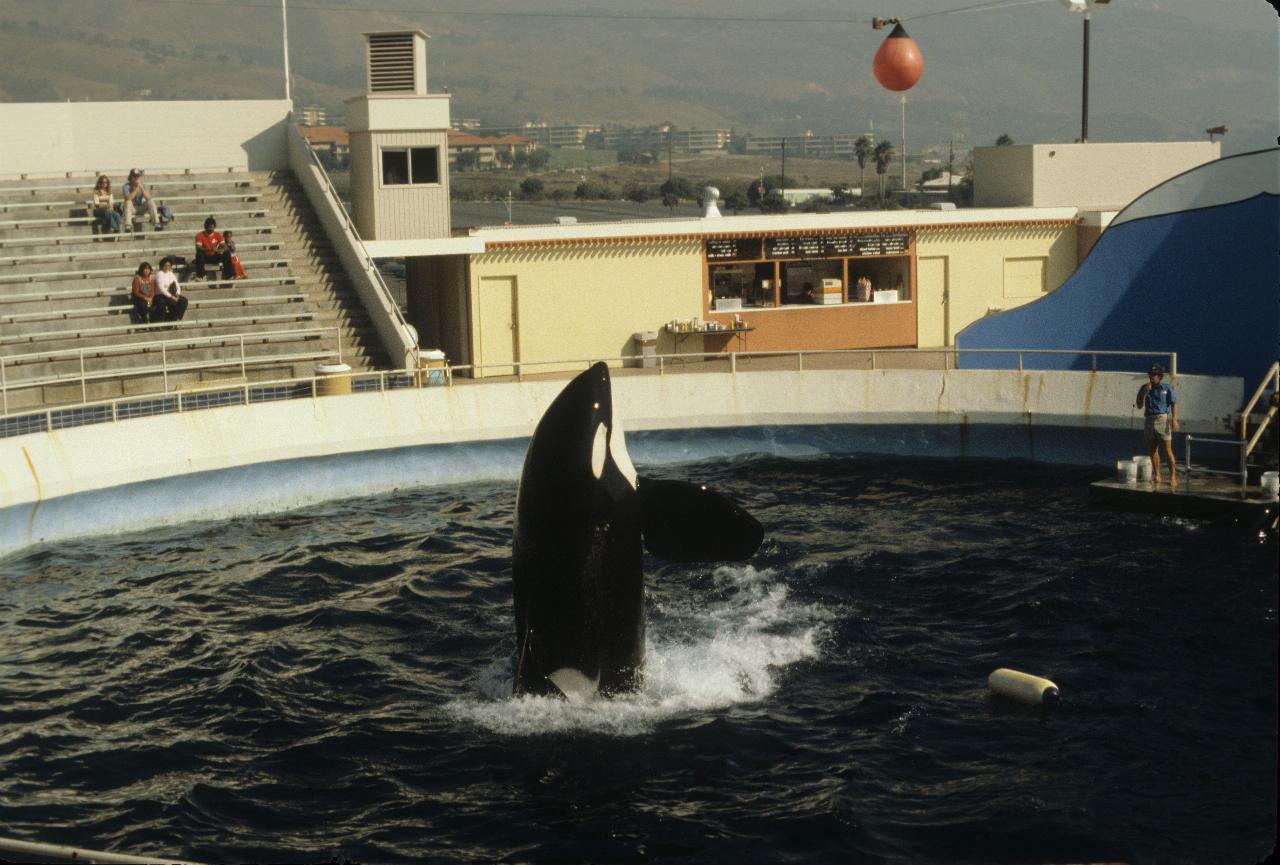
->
[988, 668, 1060, 705]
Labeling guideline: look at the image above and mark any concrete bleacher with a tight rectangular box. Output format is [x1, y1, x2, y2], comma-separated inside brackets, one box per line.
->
[0, 168, 389, 413]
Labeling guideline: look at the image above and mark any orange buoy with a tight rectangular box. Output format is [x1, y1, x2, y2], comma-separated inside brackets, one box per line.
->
[873, 22, 924, 92]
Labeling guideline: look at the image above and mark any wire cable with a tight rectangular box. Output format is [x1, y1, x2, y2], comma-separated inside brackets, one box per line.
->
[111, 0, 1058, 27]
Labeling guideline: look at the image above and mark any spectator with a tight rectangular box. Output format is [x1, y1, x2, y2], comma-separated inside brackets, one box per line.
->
[130, 261, 156, 324]
[153, 256, 188, 322]
[193, 216, 234, 280]
[122, 168, 162, 233]
[90, 175, 121, 235]
[223, 229, 247, 279]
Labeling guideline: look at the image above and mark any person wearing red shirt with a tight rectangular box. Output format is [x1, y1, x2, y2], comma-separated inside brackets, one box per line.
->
[194, 216, 234, 280]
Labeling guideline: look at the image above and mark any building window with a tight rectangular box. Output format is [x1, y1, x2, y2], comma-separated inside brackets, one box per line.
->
[382, 147, 441, 186]
[710, 263, 775, 310]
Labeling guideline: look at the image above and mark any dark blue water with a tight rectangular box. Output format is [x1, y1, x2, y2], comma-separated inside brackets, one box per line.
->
[1, 456, 1275, 865]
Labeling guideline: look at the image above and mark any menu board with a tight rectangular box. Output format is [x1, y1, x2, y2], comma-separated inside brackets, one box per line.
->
[705, 237, 763, 262]
[709, 232, 909, 262]
[764, 232, 910, 260]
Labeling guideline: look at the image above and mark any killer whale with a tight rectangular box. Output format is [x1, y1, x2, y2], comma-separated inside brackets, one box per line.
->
[511, 362, 763, 699]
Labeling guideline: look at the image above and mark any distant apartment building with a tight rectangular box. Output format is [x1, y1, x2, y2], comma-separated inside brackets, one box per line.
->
[452, 118, 483, 130]
[447, 131, 535, 168]
[601, 125, 731, 153]
[482, 123, 600, 149]
[295, 105, 328, 127]
[743, 133, 860, 159]
[298, 125, 350, 161]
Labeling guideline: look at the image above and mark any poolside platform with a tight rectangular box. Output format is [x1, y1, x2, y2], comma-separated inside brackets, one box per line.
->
[1091, 473, 1278, 522]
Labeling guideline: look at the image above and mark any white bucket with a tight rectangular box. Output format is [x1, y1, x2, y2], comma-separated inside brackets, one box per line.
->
[1261, 470, 1280, 499]
[1116, 460, 1138, 483]
[1132, 456, 1153, 482]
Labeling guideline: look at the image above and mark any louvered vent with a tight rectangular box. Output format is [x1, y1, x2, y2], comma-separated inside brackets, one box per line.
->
[368, 33, 416, 93]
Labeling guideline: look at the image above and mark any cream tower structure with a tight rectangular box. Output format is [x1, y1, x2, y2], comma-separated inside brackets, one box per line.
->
[346, 30, 452, 241]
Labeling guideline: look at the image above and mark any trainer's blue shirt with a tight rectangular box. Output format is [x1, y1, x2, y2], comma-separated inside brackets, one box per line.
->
[1140, 381, 1177, 416]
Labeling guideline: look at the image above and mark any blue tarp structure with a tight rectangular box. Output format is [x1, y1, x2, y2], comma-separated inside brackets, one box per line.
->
[957, 149, 1280, 387]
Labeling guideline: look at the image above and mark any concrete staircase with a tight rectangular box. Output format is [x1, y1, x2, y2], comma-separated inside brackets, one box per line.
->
[0, 169, 390, 414]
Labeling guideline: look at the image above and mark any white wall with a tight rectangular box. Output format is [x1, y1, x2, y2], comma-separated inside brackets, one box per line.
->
[0, 100, 293, 176]
[974, 142, 1221, 210]
[0, 367, 1238, 555]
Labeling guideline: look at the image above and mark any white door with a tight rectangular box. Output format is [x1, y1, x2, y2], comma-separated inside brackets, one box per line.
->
[478, 276, 517, 376]
[916, 256, 950, 347]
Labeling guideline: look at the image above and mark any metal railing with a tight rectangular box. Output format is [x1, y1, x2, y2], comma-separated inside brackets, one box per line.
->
[0, 344, 1176, 440]
[1183, 360, 1279, 491]
[0, 326, 341, 416]
[444, 346, 1178, 381]
[285, 124, 420, 371]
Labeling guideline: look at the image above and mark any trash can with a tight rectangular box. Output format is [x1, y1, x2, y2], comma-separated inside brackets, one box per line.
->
[314, 362, 353, 396]
[633, 331, 659, 369]
[418, 349, 448, 386]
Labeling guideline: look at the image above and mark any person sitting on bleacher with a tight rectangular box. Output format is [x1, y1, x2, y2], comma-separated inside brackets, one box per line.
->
[193, 216, 235, 280]
[153, 257, 188, 322]
[90, 175, 121, 235]
[131, 261, 156, 323]
[122, 168, 163, 233]
[223, 229, 247, 278]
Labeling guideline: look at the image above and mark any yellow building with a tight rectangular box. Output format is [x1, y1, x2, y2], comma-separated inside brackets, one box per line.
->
[374, 206, 1082, 377]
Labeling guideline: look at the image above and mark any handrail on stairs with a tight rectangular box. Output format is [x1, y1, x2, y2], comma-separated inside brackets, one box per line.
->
[1240, 360, 1280, 460]
[1181, 361, 1279, 492]
[285, 124, 420, 372]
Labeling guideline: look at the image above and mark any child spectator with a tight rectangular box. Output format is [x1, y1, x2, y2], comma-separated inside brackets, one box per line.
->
[122, 168, 164, 233]
[194, 216, 234, 280]
[153, 257, 188, 322]
[90, 175, 121, 235]
[130, 261, 156, 324]
[224, 229, 247, 279]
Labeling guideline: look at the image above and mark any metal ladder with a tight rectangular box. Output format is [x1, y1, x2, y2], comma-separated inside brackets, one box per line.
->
[1184, 360, 1280, 490]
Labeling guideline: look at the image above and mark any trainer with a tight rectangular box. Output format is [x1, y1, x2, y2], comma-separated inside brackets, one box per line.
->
[1136, 363, 1179, 489]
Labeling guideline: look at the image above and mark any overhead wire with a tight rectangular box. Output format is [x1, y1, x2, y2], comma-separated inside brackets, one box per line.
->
[116, 0, 1058, 27]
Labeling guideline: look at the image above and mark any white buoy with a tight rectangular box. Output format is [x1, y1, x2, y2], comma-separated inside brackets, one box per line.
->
[988, 668, 1060, 705]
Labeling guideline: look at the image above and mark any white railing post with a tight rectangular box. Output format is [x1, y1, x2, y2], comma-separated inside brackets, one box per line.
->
[730, 352, 737, 374]
[79, 350, 87, 404]
[161, 343, 169, 392]
[240, 335, 247, 379]
[797, 352, 804, 372]
[1, 356, 7, 417]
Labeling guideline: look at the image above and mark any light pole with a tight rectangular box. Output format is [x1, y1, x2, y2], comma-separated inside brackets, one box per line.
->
[282, 0, 292, 103]
[1060, 0, 1111, 142]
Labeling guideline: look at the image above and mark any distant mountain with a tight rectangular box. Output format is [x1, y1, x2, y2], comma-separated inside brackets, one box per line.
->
[1, 0, 1274, 154]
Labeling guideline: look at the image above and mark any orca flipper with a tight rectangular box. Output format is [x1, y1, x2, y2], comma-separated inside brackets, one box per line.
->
[638, 477, 764, 562]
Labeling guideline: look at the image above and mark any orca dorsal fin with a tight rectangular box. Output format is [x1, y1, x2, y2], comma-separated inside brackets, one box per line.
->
[547, 668, 601, 702]
[638, 477, 763, 562]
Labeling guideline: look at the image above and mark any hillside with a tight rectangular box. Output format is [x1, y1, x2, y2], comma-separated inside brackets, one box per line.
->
[1, 0, 1275, 153]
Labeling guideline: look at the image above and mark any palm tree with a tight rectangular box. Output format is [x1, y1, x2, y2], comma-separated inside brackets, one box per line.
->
[873, 139, 894, 203]
[854, 135, 873, 197]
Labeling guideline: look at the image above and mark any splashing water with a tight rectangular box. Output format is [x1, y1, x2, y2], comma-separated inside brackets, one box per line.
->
[448, 565, 832, 736]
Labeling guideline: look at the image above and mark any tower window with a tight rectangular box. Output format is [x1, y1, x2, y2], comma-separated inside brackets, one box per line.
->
[382, 147, 440, 185]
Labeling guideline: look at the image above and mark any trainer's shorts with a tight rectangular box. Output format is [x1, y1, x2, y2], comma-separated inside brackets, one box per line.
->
[1144, 413, 1172, 443]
